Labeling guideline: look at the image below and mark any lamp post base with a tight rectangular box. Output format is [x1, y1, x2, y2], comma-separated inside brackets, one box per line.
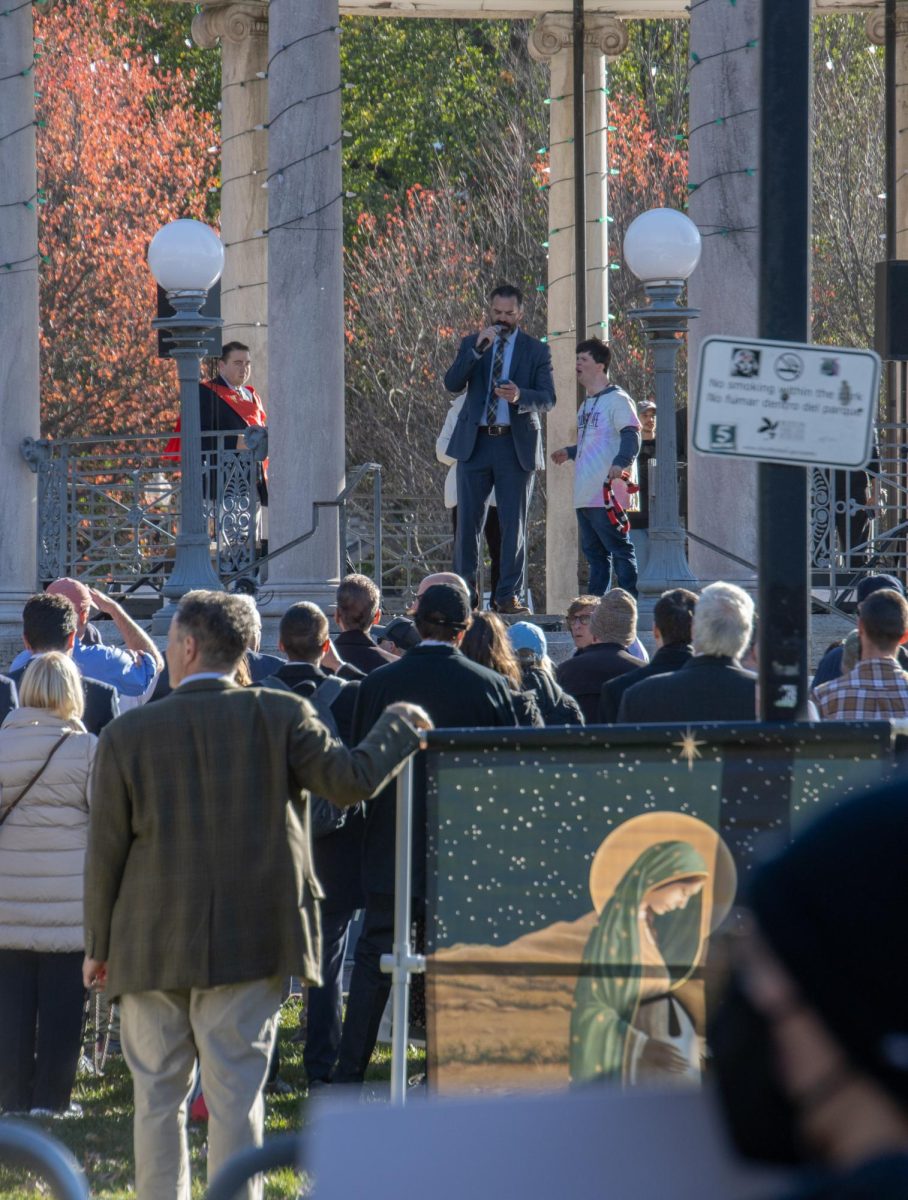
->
[637, 528, 698, 596]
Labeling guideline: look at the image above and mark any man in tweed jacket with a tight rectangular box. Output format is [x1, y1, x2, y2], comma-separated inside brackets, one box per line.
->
[83, 591, 428, 1200]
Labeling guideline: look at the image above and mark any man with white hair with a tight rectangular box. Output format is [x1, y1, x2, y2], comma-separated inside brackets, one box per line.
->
[616, 582, 756, 723]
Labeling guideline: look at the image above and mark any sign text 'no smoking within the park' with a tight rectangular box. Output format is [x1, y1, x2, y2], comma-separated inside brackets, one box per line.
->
[692, 336, 881, 468]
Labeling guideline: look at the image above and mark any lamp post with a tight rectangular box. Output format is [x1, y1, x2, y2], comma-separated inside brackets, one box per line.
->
[624, 208, 701, 594]
[147, 219, 225, 632]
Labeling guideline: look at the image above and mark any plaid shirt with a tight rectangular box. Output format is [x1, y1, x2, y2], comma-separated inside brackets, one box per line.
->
[812, 657, 908, 721]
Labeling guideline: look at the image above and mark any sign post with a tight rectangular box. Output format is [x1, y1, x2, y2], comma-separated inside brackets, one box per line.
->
[756, 0, 812, 721]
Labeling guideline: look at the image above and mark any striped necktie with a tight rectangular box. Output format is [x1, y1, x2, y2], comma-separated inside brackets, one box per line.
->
[486, 335, 506, 426]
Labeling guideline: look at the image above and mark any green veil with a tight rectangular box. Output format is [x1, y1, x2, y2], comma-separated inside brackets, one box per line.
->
[569, 840, 708, 1085]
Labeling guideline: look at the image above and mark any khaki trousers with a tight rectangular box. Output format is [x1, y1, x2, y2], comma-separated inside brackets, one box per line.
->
[120, 977, 282, 1200]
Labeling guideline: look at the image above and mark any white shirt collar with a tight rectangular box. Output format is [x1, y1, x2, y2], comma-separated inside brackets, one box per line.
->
[177, 672, 235, 687]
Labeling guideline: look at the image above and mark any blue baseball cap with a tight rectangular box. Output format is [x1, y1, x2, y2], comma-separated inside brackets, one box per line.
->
[508, 621, 547, 659]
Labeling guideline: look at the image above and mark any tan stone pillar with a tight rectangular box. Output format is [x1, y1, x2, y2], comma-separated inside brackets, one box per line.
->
[868, 8, 908, 262]
[530, 13, 628, 616]
[193, 1, 269, 399]
[0, 0, 43, 633]
[686, 0, 760, 584]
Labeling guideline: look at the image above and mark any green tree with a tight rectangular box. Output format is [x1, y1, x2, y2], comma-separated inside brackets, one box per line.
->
[340, 18, 542, 225]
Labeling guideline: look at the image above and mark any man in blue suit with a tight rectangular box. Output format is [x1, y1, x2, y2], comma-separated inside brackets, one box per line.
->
[444, 284, 556, 614]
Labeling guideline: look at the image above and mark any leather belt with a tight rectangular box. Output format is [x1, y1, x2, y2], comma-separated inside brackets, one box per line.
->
[480, 425, 511, 437]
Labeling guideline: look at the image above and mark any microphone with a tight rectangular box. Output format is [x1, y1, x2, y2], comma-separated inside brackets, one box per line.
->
[476, 323, 505, 353]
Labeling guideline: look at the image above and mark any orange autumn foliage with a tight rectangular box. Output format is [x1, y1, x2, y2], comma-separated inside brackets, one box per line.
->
[35, 1, 218, 438]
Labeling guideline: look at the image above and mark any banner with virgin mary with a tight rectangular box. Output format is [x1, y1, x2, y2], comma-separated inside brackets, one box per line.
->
[423, 722, 893, 1094]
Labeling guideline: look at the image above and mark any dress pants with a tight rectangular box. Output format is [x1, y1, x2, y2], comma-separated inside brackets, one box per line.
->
[120, 976, 282, 1200]
[333, 895, 425, 1084]
[0, 949, 85, 1113]
[451, 504, 501, 602]
[304, 907, 354, 1083]
[454, 431, 533, 603]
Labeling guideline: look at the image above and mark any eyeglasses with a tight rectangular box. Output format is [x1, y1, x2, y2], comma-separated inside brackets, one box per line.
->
[568, 614, 593, 627]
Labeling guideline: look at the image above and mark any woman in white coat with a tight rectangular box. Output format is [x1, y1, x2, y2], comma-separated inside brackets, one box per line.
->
[0, 652, 97, 1116]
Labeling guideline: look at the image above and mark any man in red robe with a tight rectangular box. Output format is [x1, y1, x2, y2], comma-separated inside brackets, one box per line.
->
[166, 341, 269, 552]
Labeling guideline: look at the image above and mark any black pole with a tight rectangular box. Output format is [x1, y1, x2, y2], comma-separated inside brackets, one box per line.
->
[757, 0, 812, 721]
[573, 0, 586, 346]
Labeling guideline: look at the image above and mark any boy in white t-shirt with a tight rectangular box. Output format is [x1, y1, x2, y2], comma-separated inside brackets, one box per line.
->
[551, 338, 642, 597]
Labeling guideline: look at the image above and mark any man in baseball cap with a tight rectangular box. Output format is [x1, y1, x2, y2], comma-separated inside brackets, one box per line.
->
[333, 582, 517, 1087]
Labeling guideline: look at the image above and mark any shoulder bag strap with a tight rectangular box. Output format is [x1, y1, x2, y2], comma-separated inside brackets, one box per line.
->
[0, 730, 73, 828]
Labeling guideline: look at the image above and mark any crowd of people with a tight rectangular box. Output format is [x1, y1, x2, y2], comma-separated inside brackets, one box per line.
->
[1, 285, 907, 1197]
[0, 554, 907, 1195]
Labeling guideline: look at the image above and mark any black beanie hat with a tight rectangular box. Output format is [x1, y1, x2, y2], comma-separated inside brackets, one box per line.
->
[749, 781, 908, 1103]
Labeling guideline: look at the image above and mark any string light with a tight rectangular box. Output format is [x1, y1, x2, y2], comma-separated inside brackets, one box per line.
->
[0, 0, 40, 15]
[0, 61, 33, 83]
[690, 39, 758, 67]
[265, 136, 343, 184]
[266, 23, 340, 72]
[686, 107, 758, 139]
[687, 167, 757, 193]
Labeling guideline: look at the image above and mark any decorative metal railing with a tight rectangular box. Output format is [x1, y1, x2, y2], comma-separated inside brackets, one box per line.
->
[21, 430, 264, 590]
[808, 422, 908, 608]
[25, 428, 905, 612]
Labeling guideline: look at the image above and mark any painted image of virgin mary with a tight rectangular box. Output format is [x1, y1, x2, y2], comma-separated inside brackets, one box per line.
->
[569, 814, 736, 1088]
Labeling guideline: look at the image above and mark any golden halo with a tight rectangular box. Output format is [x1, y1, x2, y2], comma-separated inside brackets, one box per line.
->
[588, 811, 737, 933]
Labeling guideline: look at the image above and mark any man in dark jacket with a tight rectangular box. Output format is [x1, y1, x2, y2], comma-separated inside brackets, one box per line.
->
[333, 584, 518, 1085]
[10, 594, 119, 735]
[617, 582, 756, 724]
[260, 601, 364, 1086]
[333, 574, 397, 675]
[600, 588, 697, 722]
[557, 589, 640, 723]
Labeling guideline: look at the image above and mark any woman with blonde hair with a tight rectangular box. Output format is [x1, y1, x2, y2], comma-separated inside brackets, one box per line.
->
[0, 651, 97, 1116]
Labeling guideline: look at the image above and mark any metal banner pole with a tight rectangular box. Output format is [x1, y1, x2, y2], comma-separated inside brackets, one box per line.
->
[757, 0, 812, 720]
[380, 756, 425, 1105]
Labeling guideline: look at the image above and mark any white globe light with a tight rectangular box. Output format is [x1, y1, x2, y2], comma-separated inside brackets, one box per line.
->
[623, 208, 702, 284]
[147, 219, 224, 292]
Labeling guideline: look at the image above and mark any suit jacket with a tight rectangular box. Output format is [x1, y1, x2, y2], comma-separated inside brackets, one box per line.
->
[444, 330, 556, 472]
[599, 643, 693, 723]
[83, 678, 419, 999]
[617, 655, 757, 725]
[556, 643, 641, 725]
[261, 661, 365, 913]
[9, 665, 118, 737]
[334, 629, 397, 675]
[0, 674, 17, 725]
[352, 644, 519, 897]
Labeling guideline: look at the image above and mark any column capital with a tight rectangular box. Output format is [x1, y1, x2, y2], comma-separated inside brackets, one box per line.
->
[866, 9, 908, 46]
[529, 12, 629, 63]
[191, 1, 269, 50]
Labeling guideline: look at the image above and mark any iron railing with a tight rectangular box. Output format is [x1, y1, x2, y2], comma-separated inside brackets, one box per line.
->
[21, 430, 264, 590]
[26, 429, 903, 612]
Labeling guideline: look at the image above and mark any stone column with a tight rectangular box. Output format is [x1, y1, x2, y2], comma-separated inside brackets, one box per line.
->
[264, 0, 344, 609]
[868, 8, 908, 261]
[0, 0, 42, 633]
[530, 13, 628, 616]
[193, 1, 269, 399]
[687, 0, 760, 583]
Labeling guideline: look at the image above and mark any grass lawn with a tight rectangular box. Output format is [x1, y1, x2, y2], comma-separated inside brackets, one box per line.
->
[0, 997, 424, 1199]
